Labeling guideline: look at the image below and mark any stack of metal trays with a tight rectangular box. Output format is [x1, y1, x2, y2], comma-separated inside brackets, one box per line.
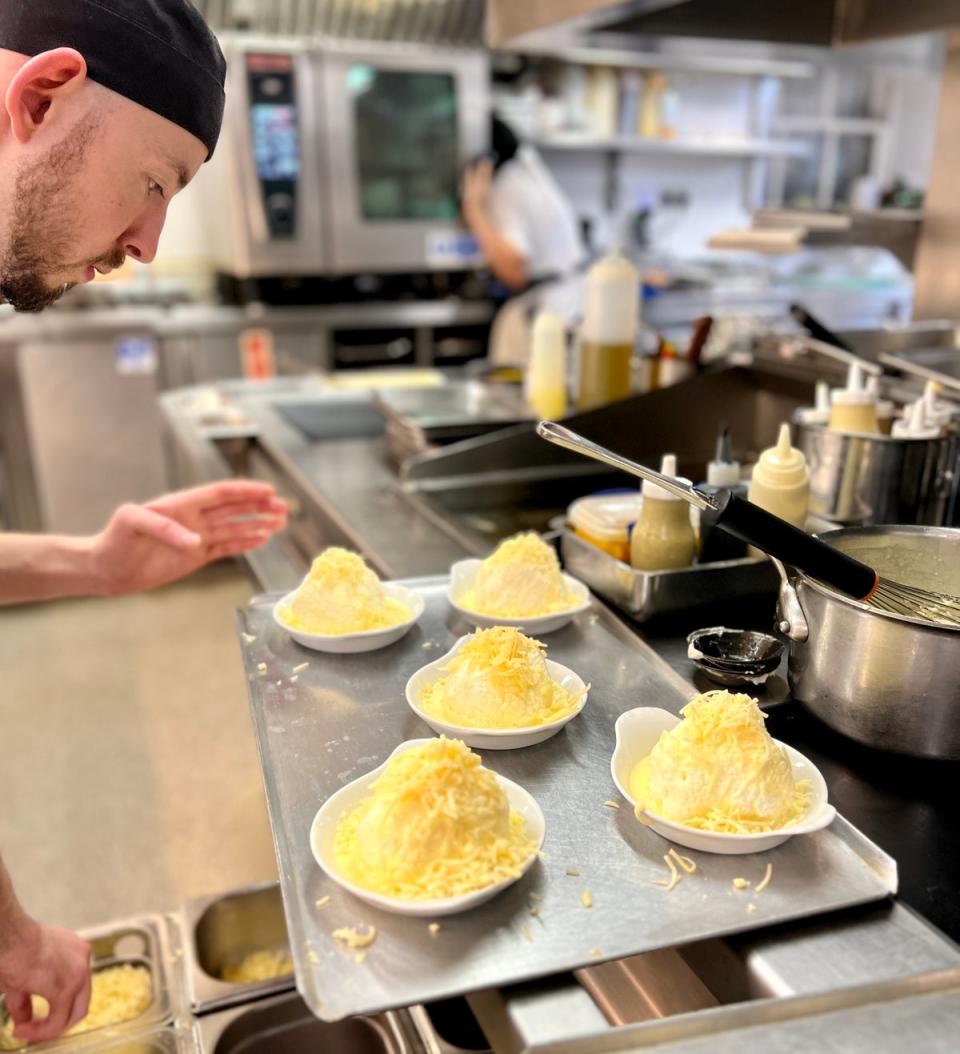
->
[237, 579, 896, 1022]
[0, 915, 196, 1052]
[560, 528, 779, 621]
[372, 382, 531, 464]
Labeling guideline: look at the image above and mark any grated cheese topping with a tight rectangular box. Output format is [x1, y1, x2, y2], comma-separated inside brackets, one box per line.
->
[459, 533, 577, 618]
[631, 691, 811, 834]
[418, 627, 586, 730]
[221, 949, 293, 983]
[278, 547, 411, 635]
[333, 737, 536, 900]
[332, 925, 377, 950]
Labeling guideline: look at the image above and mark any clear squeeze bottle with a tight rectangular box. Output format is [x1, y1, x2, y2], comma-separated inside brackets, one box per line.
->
[577, 250, 639, 411]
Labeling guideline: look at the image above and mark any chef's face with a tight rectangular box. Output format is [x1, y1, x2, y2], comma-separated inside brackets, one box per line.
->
[0, 94, 207, 312]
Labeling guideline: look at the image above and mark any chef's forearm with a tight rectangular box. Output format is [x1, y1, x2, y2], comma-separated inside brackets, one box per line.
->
[463, 208, 529, 291]
[0, 534, 102, 605]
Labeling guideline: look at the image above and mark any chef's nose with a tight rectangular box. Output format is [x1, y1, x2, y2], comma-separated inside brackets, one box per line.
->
[122, 206, 167, 264]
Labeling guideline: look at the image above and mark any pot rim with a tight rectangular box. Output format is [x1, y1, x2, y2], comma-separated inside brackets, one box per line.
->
[794, 418, 958, 446]
[796, 525, 960, 634]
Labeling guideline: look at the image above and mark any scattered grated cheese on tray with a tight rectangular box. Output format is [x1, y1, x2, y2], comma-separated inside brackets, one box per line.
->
[580, 889, 593, 908]
[603, 801, 620, 810]
[332, 925, 377, 950]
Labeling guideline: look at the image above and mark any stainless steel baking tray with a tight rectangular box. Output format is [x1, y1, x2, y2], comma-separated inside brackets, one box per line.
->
[372, 382, 530, 463]
[560, 529, 779, 620]
[179, 882, 295, 1014]
[237, 580, 896, 1022]
[0, 915, 187, 1052]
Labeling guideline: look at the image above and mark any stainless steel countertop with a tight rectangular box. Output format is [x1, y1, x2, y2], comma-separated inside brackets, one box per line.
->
[160, 375, 960, 1052]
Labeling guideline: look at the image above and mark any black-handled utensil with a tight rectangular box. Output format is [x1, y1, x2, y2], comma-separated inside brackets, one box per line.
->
[537, 421, 960, 626]
[789, 303, 853, 352]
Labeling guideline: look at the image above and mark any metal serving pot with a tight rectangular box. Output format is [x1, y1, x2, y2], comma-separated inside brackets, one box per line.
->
[778, 526, 960, 760]
[794, 420, 959, 527]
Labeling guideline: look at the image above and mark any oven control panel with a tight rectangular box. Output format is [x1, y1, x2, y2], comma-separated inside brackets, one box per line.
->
[247, 54, 300, 239]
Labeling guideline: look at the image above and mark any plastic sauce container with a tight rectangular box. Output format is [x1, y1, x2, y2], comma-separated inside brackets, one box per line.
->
[526, 311, 568, 420]
[629, 454, 697, 571]
[828, 362, 880, 435]
[748, 422, 810, 530]
[568, 491, 643, 564]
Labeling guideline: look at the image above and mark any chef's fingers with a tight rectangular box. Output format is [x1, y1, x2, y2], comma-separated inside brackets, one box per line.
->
[203, 517, 284, 544]
[64, 966, 92, 1034]
[201, 499, 288, 526]
[17, 995, 69, 1044]
[113, 504, 202, 550]
[190, 480, 279, 510]
[4, 990, 32, 1025]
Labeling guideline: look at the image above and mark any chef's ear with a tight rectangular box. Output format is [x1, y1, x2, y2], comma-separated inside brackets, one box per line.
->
[5, 48, 88, 143]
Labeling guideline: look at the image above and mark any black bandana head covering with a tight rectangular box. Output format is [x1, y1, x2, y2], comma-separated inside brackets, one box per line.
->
[0, 0, 226, 158]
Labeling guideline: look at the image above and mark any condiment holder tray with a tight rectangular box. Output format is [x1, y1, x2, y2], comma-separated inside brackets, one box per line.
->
[561, 528, 779, 621]
[237, 579, 896, 1022]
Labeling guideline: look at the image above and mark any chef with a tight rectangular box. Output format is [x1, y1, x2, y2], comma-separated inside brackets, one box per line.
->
[0, 2, 286, 1044]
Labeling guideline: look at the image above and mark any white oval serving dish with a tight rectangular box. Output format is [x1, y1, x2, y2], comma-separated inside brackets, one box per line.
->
[273, 582, 424, 654]
[405, 635, 588, 749]
[447, 559, 591, 635]
[610, 707, 836, 854]
[310, 739, 545, 916]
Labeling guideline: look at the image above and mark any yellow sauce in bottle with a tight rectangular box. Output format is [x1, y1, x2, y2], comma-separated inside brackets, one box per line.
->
[828, 401, 880, 434]
[577, 342, 633, 411]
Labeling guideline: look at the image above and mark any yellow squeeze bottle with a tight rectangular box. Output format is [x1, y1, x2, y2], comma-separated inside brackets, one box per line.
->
[630, 454, 697, 571]
[748, 423, 810, 530]
[829, 362, 880, 434]
[526, 311, 568, 420]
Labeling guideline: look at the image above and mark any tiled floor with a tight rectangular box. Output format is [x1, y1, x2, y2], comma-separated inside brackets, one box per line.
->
[0, 561, 278, 931]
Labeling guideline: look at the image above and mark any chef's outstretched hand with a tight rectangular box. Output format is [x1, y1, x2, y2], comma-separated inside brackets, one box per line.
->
[0, 920, 91, 1044]
[91, 480, 288, 596]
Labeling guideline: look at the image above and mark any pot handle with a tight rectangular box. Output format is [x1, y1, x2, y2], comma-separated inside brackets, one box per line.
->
[772, 557, 809, 643]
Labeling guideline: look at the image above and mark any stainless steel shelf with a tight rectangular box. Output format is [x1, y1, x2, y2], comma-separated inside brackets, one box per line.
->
[516, 46, 816, 80]
[533, 134, 809, 157]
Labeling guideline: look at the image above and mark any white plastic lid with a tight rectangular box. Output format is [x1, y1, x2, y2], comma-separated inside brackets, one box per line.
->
[643, 453, 685, 501]
[923, 380, 955, 426]
[831, 361, 877, 407]
[753, 423, 809, 488]
[707, 459, 741, 487]
[892, 398, 940, 439]
[797, 380, 831, 424]
[581, 250, 639, 345]
[568, 492, 644, 541]
[866, 375, 895, 419]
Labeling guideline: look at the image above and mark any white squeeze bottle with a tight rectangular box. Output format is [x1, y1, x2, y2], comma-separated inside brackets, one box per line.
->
[577, 250, 639, 411]
[526, 311, 568, 420]
[829, 361, 880, 435]
[748, 423, 810, 530]
[630, 454, 697, 571]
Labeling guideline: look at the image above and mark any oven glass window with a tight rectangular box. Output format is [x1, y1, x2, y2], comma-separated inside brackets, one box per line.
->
[349, 66, 459, 221]
[251, 103, 300, 181]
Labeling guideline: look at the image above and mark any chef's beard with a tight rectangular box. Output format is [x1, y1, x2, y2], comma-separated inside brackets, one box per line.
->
[0, 114, 124, 313]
